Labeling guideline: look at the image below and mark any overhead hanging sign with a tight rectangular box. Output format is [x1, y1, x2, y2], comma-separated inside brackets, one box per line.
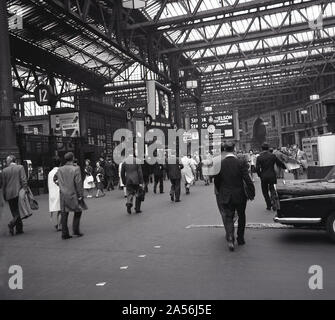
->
[122, 0, 146, 9]
[190, 110, 235, 139]
[34, 85, 53, 106]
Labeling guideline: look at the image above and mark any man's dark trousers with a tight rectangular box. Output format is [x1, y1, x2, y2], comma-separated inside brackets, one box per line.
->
[8, 197, 23, 232]
[261, 179, 275, 208]
[61, 211, 82, 237]
[126, 184, 141, 211]
[170, 178, 181, 201]
[216, 195, 246, 241]
[106, 176, 114, 190]
[154, 176, 164, 193]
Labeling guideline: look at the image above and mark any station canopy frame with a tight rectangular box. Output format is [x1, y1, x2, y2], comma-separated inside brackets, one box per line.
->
[6, 0, 335, 115]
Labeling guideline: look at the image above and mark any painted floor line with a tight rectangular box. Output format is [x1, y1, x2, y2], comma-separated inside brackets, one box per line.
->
[185, 223, 293, 229]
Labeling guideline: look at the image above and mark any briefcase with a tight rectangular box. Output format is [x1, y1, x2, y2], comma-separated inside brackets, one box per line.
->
[137, 187, 145, 202]
[243, 180, 254, 201]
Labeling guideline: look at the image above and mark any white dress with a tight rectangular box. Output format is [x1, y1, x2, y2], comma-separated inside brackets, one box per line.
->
[48, 167, 60, 213]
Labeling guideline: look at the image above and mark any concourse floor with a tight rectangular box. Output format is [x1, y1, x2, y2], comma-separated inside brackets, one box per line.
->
[0, 177, 334, 300]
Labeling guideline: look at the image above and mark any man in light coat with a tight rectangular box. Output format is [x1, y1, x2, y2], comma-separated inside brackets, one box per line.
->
[54, 152, 84, 240]
[0, 155, 28, 236]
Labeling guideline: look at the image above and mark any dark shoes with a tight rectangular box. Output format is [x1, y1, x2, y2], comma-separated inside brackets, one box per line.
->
[170, 195, 174, 202]
[135, 210, 142, 214]
[16, 230, 24, 235]
[266, 206, 272, 211]
[62, 233, 83, 239]
[8, 224, 14, 236]
[175, 199, 181, 202]
[62, 235, 73, 240]
[126, 204, 132, 214]
[186, 188, 190, 195]
[73, 233, 84, 237]
[228, 241, 235, 252]
[237, 238, 246, 246]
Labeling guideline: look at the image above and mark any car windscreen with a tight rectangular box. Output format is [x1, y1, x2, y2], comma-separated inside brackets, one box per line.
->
[325, 166, 335, 181]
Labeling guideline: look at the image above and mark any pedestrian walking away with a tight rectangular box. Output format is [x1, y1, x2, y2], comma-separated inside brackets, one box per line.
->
[166, 155, 183, 202]
[121, 155, 144, 214]
[214, 143, 255, 252]
[256, 143, 286, 211]
[0, 155, 28, 236]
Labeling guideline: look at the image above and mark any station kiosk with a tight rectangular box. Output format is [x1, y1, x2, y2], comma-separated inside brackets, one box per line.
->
[302, 134, 335, 178]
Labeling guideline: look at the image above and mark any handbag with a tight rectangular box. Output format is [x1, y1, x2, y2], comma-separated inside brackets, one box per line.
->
[137, 187, 145, 202]
[243, 180, 254, 201]
[27, 188, 39, 210]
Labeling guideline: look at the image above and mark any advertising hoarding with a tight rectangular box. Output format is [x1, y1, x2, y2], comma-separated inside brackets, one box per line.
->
[190, 110, 235, 139]
[50, 112, 80, 137]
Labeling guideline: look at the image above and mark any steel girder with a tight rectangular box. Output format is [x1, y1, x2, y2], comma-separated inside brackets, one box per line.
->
[159, 16, 335, 54]
[127, 0, 307, 30]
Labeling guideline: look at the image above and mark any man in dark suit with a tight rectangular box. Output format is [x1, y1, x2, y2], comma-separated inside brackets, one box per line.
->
[54, 152, 84, 240]
[166, 155, 183, 202]
[0, 155, 28, 236]
[105, 157, 116, 191]
[214, 143, 255, 251]
[256, 143, 286, 210]
[153, 162, 164, 194]
[121, 155, 144, 214]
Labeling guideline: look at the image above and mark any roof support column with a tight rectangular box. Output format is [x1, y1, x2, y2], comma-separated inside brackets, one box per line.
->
[0, 1, 19, 161]
[169, 54, 182, 129]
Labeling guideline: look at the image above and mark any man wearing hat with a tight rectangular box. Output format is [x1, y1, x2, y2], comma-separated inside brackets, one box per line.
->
[214, 142, 255, 251]
[256, 143, 286, 210]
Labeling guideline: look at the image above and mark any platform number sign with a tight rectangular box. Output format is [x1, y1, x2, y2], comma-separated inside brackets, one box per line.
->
[126, 109, 133, 121]
[34, 85, 52, 106]
[144, 114, 152, 126]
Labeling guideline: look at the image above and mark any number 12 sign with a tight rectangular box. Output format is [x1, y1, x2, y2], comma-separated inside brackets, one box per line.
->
[34, 85, 52, 106]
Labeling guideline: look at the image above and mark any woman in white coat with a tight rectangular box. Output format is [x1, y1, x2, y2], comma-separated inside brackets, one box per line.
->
[181, 155, 196, 194]
[119, 161, 127, 198]
[48, 157, 61, 231]
[202, 152, 213, 186]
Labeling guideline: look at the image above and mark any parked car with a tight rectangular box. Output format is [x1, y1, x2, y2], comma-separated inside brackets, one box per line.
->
[274, 166, 335, 241]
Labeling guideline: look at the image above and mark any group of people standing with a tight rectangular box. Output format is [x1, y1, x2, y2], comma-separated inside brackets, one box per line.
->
[83, 156, 117, 199]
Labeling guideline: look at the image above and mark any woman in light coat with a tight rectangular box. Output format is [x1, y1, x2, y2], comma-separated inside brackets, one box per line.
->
[181, 155, 196, 194]
[202, 152, 213, 186]
[119, 161, 127, 197]
[48, 157, 61, 231]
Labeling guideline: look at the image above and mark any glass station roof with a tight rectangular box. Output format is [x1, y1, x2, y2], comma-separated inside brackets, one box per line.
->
[7, 0, 335, 112]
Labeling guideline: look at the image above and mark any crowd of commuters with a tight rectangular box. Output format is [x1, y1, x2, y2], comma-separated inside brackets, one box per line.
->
[0, 141, 310, 251]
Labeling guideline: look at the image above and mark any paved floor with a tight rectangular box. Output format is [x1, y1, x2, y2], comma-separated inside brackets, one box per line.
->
[0, 178, 334, 300]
